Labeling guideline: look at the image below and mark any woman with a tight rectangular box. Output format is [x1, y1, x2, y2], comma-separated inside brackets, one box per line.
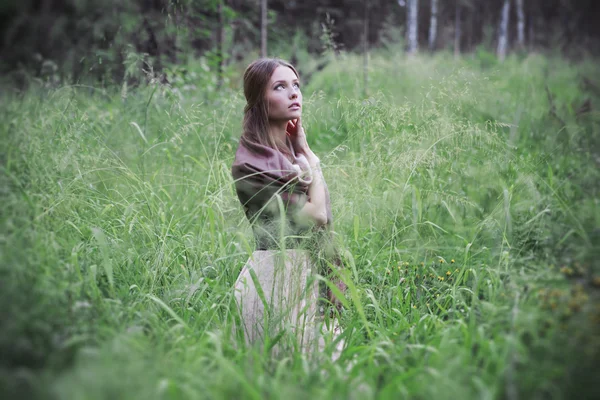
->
[231, 58, 346, 355]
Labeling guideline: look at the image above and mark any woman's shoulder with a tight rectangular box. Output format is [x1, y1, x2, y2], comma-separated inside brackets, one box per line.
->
[231, 141, 268, 178]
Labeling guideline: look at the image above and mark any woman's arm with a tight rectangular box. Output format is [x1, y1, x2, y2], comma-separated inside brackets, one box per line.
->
[296, 157, 328, 227]
[286, 118, 328, 226]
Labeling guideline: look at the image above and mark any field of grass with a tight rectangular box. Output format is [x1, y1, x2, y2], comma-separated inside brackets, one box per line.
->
[1, 51, 599, 399]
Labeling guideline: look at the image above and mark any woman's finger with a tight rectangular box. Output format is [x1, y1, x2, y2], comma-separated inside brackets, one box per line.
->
[297, 118, 305, 135]
[286, 121, 295, 136]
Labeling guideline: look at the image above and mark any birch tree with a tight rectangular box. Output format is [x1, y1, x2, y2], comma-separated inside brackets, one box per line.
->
[406, 0, 418, 54]
[260, 0, 267, 57]
[497, 0, 510, 61]
[428, 0, 438, 51]
[516, 0, 525, 49]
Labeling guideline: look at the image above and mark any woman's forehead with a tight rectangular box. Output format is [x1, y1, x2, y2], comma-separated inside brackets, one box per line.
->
[270, 66, 298, 83]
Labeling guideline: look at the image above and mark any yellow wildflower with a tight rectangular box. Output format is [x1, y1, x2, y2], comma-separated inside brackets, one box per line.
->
[560, 266, 574, 276]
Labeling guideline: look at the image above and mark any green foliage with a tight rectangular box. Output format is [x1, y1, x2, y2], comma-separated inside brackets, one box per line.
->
[473, 45, 498, 69]
[1, 52, 600, 399]
[378, 13, 405, 52]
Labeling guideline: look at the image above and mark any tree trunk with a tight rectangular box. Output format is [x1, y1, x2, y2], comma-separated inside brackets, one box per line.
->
[454, 2, 462, 58]
[428, 0, 438, 51]
[528, 13, 534, 51]
[406, 0, 418, 55]
[467, 5, 475, 51]
[516, 0, 525, 49]
[260, 0, 267, 58]
[363, 0, 369, 97]
[497, 0, 510, 61]
[217, 0, 224, 89]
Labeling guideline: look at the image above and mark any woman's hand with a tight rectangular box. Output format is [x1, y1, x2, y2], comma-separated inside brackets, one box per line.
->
[286, 117, 319, 165]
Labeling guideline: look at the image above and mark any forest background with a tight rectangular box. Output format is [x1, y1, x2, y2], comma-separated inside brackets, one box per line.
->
[1, 0, 600, 399]
[2, 0, 600, 88]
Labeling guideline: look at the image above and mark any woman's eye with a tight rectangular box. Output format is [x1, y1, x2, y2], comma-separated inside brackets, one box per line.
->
[275, 84, 284, 90]
[293, 83, 301, 89]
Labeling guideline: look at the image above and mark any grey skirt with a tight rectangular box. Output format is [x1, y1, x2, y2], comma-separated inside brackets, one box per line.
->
[233, 249, 332, 355]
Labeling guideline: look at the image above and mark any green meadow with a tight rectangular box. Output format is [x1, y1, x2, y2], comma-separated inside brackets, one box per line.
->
[1, 51, 599, 399]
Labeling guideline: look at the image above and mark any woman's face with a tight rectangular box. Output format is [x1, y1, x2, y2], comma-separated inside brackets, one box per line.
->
[265, 66, 302, 122]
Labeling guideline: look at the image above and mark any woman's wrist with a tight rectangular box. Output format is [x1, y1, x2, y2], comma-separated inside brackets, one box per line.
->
[306, 151, 320, 167]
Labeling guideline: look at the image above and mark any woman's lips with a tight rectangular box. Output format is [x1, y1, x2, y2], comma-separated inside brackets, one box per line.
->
[289, 103, 301, 110]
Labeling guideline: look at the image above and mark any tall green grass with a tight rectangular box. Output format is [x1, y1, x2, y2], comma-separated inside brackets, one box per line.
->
[1, 52, 599, 399]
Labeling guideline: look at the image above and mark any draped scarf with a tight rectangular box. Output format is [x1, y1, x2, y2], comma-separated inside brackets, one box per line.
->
[231, 137, 333, 230]
[231, 136, 345, 283]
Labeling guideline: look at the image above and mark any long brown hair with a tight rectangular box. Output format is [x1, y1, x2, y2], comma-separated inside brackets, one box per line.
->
[240, 58, 299, 161]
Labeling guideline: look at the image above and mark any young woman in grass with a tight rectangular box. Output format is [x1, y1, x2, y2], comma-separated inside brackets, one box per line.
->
[231, 58, 346, 355]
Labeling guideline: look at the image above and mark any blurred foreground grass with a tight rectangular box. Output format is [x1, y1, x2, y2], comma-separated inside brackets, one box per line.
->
[1, 52, 599, 399]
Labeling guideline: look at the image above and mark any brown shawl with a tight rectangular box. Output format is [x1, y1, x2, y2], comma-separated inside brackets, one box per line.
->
[231, 137, 347, 307]
[231, 137, 333, 238]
